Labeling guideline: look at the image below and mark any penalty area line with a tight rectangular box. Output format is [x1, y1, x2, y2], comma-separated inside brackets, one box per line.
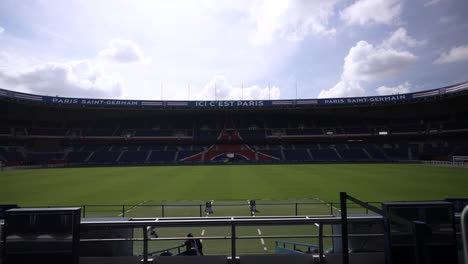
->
[257, 229, 267, 251]
[118, 200, 148, 216]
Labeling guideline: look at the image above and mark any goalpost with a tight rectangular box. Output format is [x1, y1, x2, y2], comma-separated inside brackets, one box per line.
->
[452, 156, 468, 166]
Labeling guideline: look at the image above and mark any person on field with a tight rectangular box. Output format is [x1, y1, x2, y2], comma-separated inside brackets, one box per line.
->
[183, 233, 203, 256]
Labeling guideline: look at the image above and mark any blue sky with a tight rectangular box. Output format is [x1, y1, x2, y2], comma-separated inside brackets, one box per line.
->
[0, 0, 467, 100]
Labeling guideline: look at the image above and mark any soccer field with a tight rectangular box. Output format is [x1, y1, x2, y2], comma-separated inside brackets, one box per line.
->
[1, 163, 468, 206]
[1, 163, 468, 255]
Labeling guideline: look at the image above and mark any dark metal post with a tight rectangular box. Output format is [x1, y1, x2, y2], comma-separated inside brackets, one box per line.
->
[162, 205, 165, 217]
[366, 202, 369, 214]
[413, 221, 426, 264]
[340, 192, 349, 264]
[82, 205, 86, 218]
[330, 202, 333, 215]
[231, 224, 237, 264]
[319, 223, 324, 264]
[199, 204, 202, 217]
[122, 205, 125, 217]
[142, 227, 149, 264]
[295, 203, 298, 216]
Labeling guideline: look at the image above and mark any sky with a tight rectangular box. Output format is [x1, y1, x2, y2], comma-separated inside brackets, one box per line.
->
[0, 0, 467, 101]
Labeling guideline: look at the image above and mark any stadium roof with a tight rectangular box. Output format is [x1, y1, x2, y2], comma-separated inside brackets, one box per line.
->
[1, 81, 467, 110]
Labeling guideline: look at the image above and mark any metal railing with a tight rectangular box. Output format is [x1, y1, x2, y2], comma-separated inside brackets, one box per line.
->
[81, 215, 384, 264]
[462, 205, 468, 264]
[27, 201, 381, 218]
[339, 192, 457, 264]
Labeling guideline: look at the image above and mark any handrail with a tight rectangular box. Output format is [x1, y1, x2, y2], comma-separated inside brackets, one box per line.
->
[78, 214, 383, 263]
[22, 201, 383, 218]
[461, 205, 468, 264]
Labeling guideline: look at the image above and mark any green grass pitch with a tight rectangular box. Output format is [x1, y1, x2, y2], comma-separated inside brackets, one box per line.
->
[1, 163, 467, 255]
[1, 163, 467, 206]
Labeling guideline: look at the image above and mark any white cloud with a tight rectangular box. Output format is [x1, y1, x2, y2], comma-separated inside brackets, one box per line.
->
[249, 0, 339, 45]
[342, 41, 417, 82]
[318, 80, 364, 98]
[199, 75, 280, 100]
[0, 26, 4, 34]
[318, 36, 417, 98]
[376, 82, 411, 95]
[0, 60, 123, 98]
[382, 27, 425, 48]
[434, 44, 468, 64]
[424, 0, 440, 7]
[340, 0, 402, 26]
[438, 16, 455, 25]
[98, 39, 143, 63]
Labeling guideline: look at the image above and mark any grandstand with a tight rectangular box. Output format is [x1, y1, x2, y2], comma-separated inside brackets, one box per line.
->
[1, 82, 468, 264]
[1, 82, 468, 168]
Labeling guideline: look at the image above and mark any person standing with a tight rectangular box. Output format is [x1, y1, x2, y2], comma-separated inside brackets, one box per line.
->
[183, 233, 203, 256]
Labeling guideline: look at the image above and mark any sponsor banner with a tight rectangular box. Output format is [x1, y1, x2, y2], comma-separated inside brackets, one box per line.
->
[271, 100, 293, 105]
[444, 82, 468, 93]
[412, 90, 440, 98]
[321, 94, 409, 104]
[0, 81, 467, 108]
[296, 99, 318, 105]
[45, 97, 140, 106]
[141, 101, 163, 106]
[14, 92, 43, 101]
[193, 101, 265, 107]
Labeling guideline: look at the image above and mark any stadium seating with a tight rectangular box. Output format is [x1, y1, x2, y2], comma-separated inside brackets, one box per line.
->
[283, 149, 311, 161]
[87, 151, 121, 164]
[85, 128, 117, 137]
[362, 145, 387, 160]
[147, 151, 176, 163]
[177, 150, 199, 160]
[27, 127, 69, 136]
[66, 151, 92, 164]
[25, 152, 64, 164]
[0, 127, 11, 135]
[339, 148, 370, 161]
[309, 149, 341, 162]
[381, 144, 411, 160]
[1, 84, 468, 167]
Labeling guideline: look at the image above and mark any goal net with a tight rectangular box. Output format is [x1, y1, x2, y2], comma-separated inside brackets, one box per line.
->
[452, 156, 468, 165]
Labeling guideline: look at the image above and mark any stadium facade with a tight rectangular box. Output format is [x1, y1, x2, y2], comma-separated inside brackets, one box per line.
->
[1, 82, 468, 168]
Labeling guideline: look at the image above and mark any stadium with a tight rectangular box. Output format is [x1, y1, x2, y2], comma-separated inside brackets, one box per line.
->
[1, 81, 468, 264]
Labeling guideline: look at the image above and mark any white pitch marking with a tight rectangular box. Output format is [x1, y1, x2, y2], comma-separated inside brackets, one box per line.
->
[260, 238, 265, 245]
[257, 229, 262, 235]
[118, 201, 147, 216]
[332, 206, 342, 212]
[264, 247, 268, 251]
[201, 229, 205, 236]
